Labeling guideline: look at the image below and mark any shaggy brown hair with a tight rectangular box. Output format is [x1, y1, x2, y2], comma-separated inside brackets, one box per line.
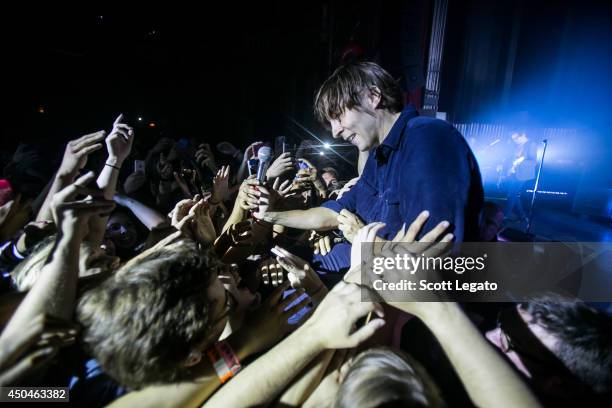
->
[77, 240, 221, 389]
[314, 62, 404, 124]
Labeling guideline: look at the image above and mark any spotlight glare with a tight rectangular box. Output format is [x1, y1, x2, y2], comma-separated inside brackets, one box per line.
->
[319, 151, 324, 156]
[138, 117, 143, 121]
[323, 143, 330, 149]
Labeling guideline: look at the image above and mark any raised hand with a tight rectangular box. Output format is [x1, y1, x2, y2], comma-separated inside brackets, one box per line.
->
[226, 220, 253, 247]
[50, 172, 116, 242]
[305, 281, 384, 349]
[169, 198, 196, 229]
[346, 211, 454, 285]
[272, 177, 294, 198]
[105, 114, 134, 166]
[242, 141, 264, 162]
[57, 131, 106, 179]
[212, 165, 230, 203]
[337, 209, 365, 243]
[169, 196, 216, 245]
[310, 231, 342, 256]
[314, 233, 332, 255]
[237, 177, 260, 211]
[349, 222, 386, 273]
[195, 143, 218, 173]
[266, 152, 295, 179]
[251, 183, 277, 220]
[272, 246, 325, 296]
[380, 210, 454, 259]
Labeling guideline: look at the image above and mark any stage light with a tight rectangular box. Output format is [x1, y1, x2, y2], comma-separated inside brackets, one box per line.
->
[138, 117, 143, 121]
[323, 143, 330, 149]
[525, 190, 568, 196]
[37, 106, 45, 114]
[319, 151, 324, 156]
[148, 122, 156, 128]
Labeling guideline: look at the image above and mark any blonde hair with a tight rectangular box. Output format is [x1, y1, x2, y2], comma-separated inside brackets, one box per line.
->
[11, 236, 118, 291]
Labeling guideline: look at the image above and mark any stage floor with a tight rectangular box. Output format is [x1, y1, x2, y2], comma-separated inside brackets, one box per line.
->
[501, 207, 612, 242]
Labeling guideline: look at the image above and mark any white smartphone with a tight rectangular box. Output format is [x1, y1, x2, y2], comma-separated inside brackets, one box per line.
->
[271, 247, 283, 258]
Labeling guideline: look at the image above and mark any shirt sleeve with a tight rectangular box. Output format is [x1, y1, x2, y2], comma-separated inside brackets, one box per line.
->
[397, 120, 482, 242]
[321, 150, 376, 215]
[321, 178, 360, 214]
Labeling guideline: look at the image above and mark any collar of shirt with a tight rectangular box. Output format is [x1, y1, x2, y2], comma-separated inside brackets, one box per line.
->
[375, 104, 419, 163]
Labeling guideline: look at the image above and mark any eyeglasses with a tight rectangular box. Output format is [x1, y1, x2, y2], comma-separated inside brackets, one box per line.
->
[496, 307, 570, 375]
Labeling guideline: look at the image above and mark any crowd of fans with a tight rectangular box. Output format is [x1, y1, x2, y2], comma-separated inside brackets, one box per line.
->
[0, 108, 610, 406]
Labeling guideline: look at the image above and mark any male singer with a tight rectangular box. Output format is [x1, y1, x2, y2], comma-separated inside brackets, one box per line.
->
[254, 62, 483, 275]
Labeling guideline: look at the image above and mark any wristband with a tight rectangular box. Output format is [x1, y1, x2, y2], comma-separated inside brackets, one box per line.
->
[105, 163, 121, 171]
[206, 340, 241, 383]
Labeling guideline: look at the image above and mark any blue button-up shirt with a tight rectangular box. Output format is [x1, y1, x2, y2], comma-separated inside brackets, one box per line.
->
[322, 105, 483, 243]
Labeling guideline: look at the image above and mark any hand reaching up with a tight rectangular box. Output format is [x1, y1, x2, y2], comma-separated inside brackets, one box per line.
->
[305, 281, 384, 349]
[212, 165, 230, 203]
[272, 246, 325, 296]
[50, 172, 116, 242]
[266, 152, 295, 179]
[57, 131, 106, 179]
[105, 114, 134, 166]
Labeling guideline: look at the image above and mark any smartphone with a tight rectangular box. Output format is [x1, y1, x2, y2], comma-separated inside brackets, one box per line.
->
[270, 247, 284, 258]
[274, 136, 286, 158]
[134, 160, 145, 174]
[247, 158, 259, 177]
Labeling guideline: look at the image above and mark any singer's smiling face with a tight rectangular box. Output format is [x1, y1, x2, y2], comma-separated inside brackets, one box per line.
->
[328, 91, 381, 152]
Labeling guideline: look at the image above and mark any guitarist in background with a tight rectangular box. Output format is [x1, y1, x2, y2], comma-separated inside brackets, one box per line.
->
[504, 131, 538, 223]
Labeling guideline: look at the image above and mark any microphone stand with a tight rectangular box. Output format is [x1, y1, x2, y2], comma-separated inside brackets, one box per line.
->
[525, 139, 548, 234]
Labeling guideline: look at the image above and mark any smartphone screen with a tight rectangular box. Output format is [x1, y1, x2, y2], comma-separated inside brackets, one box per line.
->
[274, 136, 286, 158]
[247, 158, 259, 176]
[134, 160, 145, 174]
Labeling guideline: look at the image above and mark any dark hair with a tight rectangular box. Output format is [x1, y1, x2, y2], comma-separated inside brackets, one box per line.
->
[521, 294, 612, 394]
[77, 240, 221, 389]
[334, 347, 445, 408]
[314, 62, 404, 124]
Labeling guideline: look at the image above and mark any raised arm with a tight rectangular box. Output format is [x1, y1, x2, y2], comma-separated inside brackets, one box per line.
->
[97, 114, 134, 199]
[391, 302, 541, 408]
[257, 206, 339, 231]
[1, 172, 114, 340]
[113, 194, 167, 230]
[36, 131, 106, 222]
[86, 115, 135, 246]
[204, 282, 385, 408]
